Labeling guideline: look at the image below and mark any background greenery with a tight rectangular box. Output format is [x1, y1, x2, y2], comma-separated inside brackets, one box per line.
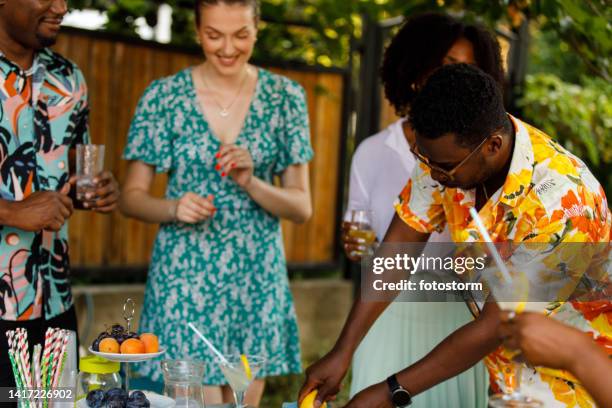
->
[67, 0, 610, 195]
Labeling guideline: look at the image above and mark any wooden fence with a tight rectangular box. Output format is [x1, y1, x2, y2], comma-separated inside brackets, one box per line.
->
[53, 27, 346, 269]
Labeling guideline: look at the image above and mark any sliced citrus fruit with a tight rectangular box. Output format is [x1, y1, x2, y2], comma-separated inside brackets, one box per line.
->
[240, 354, 252, 380]
[300, 390, 327, 408]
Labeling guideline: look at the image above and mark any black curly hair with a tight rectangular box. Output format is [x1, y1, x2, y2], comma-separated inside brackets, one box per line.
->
[409, 63, 511, 148]
[380, 12, 504, 117]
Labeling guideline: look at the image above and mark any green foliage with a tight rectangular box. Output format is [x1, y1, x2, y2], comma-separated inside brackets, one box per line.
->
[68, 0, 516, 66]
[530, 0, 611, 81]
[519, 73, 612, 196]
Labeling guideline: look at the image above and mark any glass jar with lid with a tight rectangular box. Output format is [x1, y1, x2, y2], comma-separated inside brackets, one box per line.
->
[76, 355, 121, 401]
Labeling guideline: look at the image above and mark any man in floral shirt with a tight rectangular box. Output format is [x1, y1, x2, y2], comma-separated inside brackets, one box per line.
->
[0, 0, 119, 387]
[301, 64, 610, 407]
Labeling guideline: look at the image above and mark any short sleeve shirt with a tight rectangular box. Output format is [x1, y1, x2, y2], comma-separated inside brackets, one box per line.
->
[0, 49, 90, 321]
[395, 115, 611, 406]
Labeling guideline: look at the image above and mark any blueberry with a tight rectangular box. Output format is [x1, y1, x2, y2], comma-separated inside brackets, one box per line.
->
[127, 391, 150, 408]
[129, 391, 146, 400]
[106, 395, 126, 408]
[85, 389, 105, 408]
[105, 388, 128, 401]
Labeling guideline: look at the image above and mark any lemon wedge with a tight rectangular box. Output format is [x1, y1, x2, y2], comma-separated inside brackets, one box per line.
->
[240, 354, 252, 381]
[300, 390, 327, 408]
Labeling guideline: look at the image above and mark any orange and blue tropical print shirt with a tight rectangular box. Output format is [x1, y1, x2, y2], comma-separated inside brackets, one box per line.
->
[0, 49, 89, 321]
[395, 115, 611, 407]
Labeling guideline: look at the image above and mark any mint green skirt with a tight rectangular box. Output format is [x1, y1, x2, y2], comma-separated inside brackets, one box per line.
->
[350, 302, 488, 407]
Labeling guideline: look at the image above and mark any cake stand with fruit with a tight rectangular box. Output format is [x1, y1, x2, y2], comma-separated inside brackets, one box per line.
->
[88, 298, 165, 392]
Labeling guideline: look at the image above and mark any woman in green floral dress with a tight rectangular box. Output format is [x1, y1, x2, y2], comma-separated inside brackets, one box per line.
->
[119, 0, 313, 405]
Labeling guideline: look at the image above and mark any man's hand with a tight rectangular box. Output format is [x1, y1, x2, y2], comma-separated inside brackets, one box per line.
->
[298, 348, 352, 407]
[7, 183, 73, 231]
[81, 171, 119, 213]
[498, 311, 591, 372]
[343, 382, 392, 408]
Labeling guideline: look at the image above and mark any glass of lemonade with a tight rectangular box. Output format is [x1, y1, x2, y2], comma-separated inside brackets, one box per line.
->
[219, 354, 265, 407]
[348, 209, 376, 257]
[76, 144, 105, 201]
[488, 301, 546, 408]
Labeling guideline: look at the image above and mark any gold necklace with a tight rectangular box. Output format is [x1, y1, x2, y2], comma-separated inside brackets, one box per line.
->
[201, 66, 250, 117]
[481, 183, 490, 201]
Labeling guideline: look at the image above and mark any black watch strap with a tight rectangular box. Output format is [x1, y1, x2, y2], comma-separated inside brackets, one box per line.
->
[386, 374, 412, 407]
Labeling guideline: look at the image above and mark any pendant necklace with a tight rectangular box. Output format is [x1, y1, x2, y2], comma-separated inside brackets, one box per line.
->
[201, 66, 250, 117]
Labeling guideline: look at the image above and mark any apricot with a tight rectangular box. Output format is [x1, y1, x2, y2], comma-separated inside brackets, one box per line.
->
[98, 338, 120, 354]
[120, 338, 145, 354]
[139, 333, 159, 353]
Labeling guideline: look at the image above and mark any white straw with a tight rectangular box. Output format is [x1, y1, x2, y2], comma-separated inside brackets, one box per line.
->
[469, 207, 513, 283]
[187, 322, 228, 364]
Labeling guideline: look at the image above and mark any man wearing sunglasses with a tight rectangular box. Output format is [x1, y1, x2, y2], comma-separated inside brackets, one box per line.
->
[301, 64, 610, 407]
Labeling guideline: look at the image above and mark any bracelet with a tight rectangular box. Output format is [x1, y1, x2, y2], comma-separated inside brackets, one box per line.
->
[168, 201, 178, 221]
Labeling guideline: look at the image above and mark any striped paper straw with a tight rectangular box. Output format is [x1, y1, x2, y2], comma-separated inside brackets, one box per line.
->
[41, 328, 54, 399]
[10, 330, 29, 391]
[18, 329, 33, 389]
[33, 345, 42, 402]
[49, 329, 63, 389]
[6, 331, 25, 392]
[51, 330, 69, 388]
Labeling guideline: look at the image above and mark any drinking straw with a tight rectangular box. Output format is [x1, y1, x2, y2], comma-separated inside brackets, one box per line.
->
[6, 331, 25, 395]
[41, 328, 54, 408]
[9, 330, 32, 408]
[48, 329, 63, 389]
[17, 329, 33, 389]
[187, 322, 228, 364]
[8, 352, 30, 408]
[51, 331, 69, 388]
[41, 328, 53, 390]
[469, 207, 512, 283]
[33, 344, 42, 408]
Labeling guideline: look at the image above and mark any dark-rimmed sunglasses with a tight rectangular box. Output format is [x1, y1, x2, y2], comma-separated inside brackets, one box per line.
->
[409, 136, 490, 182]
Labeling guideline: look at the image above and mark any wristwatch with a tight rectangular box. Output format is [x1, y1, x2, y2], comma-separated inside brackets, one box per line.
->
[386, 374, 412, 407]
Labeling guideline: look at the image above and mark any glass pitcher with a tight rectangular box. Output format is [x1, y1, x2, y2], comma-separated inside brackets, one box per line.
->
[161, 360, 206, 408]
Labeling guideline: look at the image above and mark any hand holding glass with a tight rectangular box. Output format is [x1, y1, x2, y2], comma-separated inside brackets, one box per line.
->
[347, 210, 376, 258]
[76, 144, 105, 201]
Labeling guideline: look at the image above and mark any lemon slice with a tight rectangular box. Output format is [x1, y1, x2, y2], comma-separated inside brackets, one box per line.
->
[240, 354, 252, 380]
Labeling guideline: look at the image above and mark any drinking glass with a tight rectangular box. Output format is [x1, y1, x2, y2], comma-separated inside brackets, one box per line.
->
[348, 209, 376, 257]
[160, 360, 206, 408]
[219, 354, 265, 408]
[76, 144, 105, 201]
[488, 301, 546, 408]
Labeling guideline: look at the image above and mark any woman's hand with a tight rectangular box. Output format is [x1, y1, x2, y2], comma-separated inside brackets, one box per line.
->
[342, 221, 372, 262]
[174, 192, 216, 224]
[216, 144, 254, 188]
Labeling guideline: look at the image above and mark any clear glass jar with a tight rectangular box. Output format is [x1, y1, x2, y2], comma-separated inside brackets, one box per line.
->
[161, 359, 206, 408]
[76, 355, 122, 401]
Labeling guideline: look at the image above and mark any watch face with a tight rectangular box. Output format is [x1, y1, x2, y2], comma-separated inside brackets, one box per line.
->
[392, 389, 412, 406]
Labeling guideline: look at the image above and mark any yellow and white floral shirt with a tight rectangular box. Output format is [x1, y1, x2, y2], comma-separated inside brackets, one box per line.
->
[395, 115, 611, 407]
